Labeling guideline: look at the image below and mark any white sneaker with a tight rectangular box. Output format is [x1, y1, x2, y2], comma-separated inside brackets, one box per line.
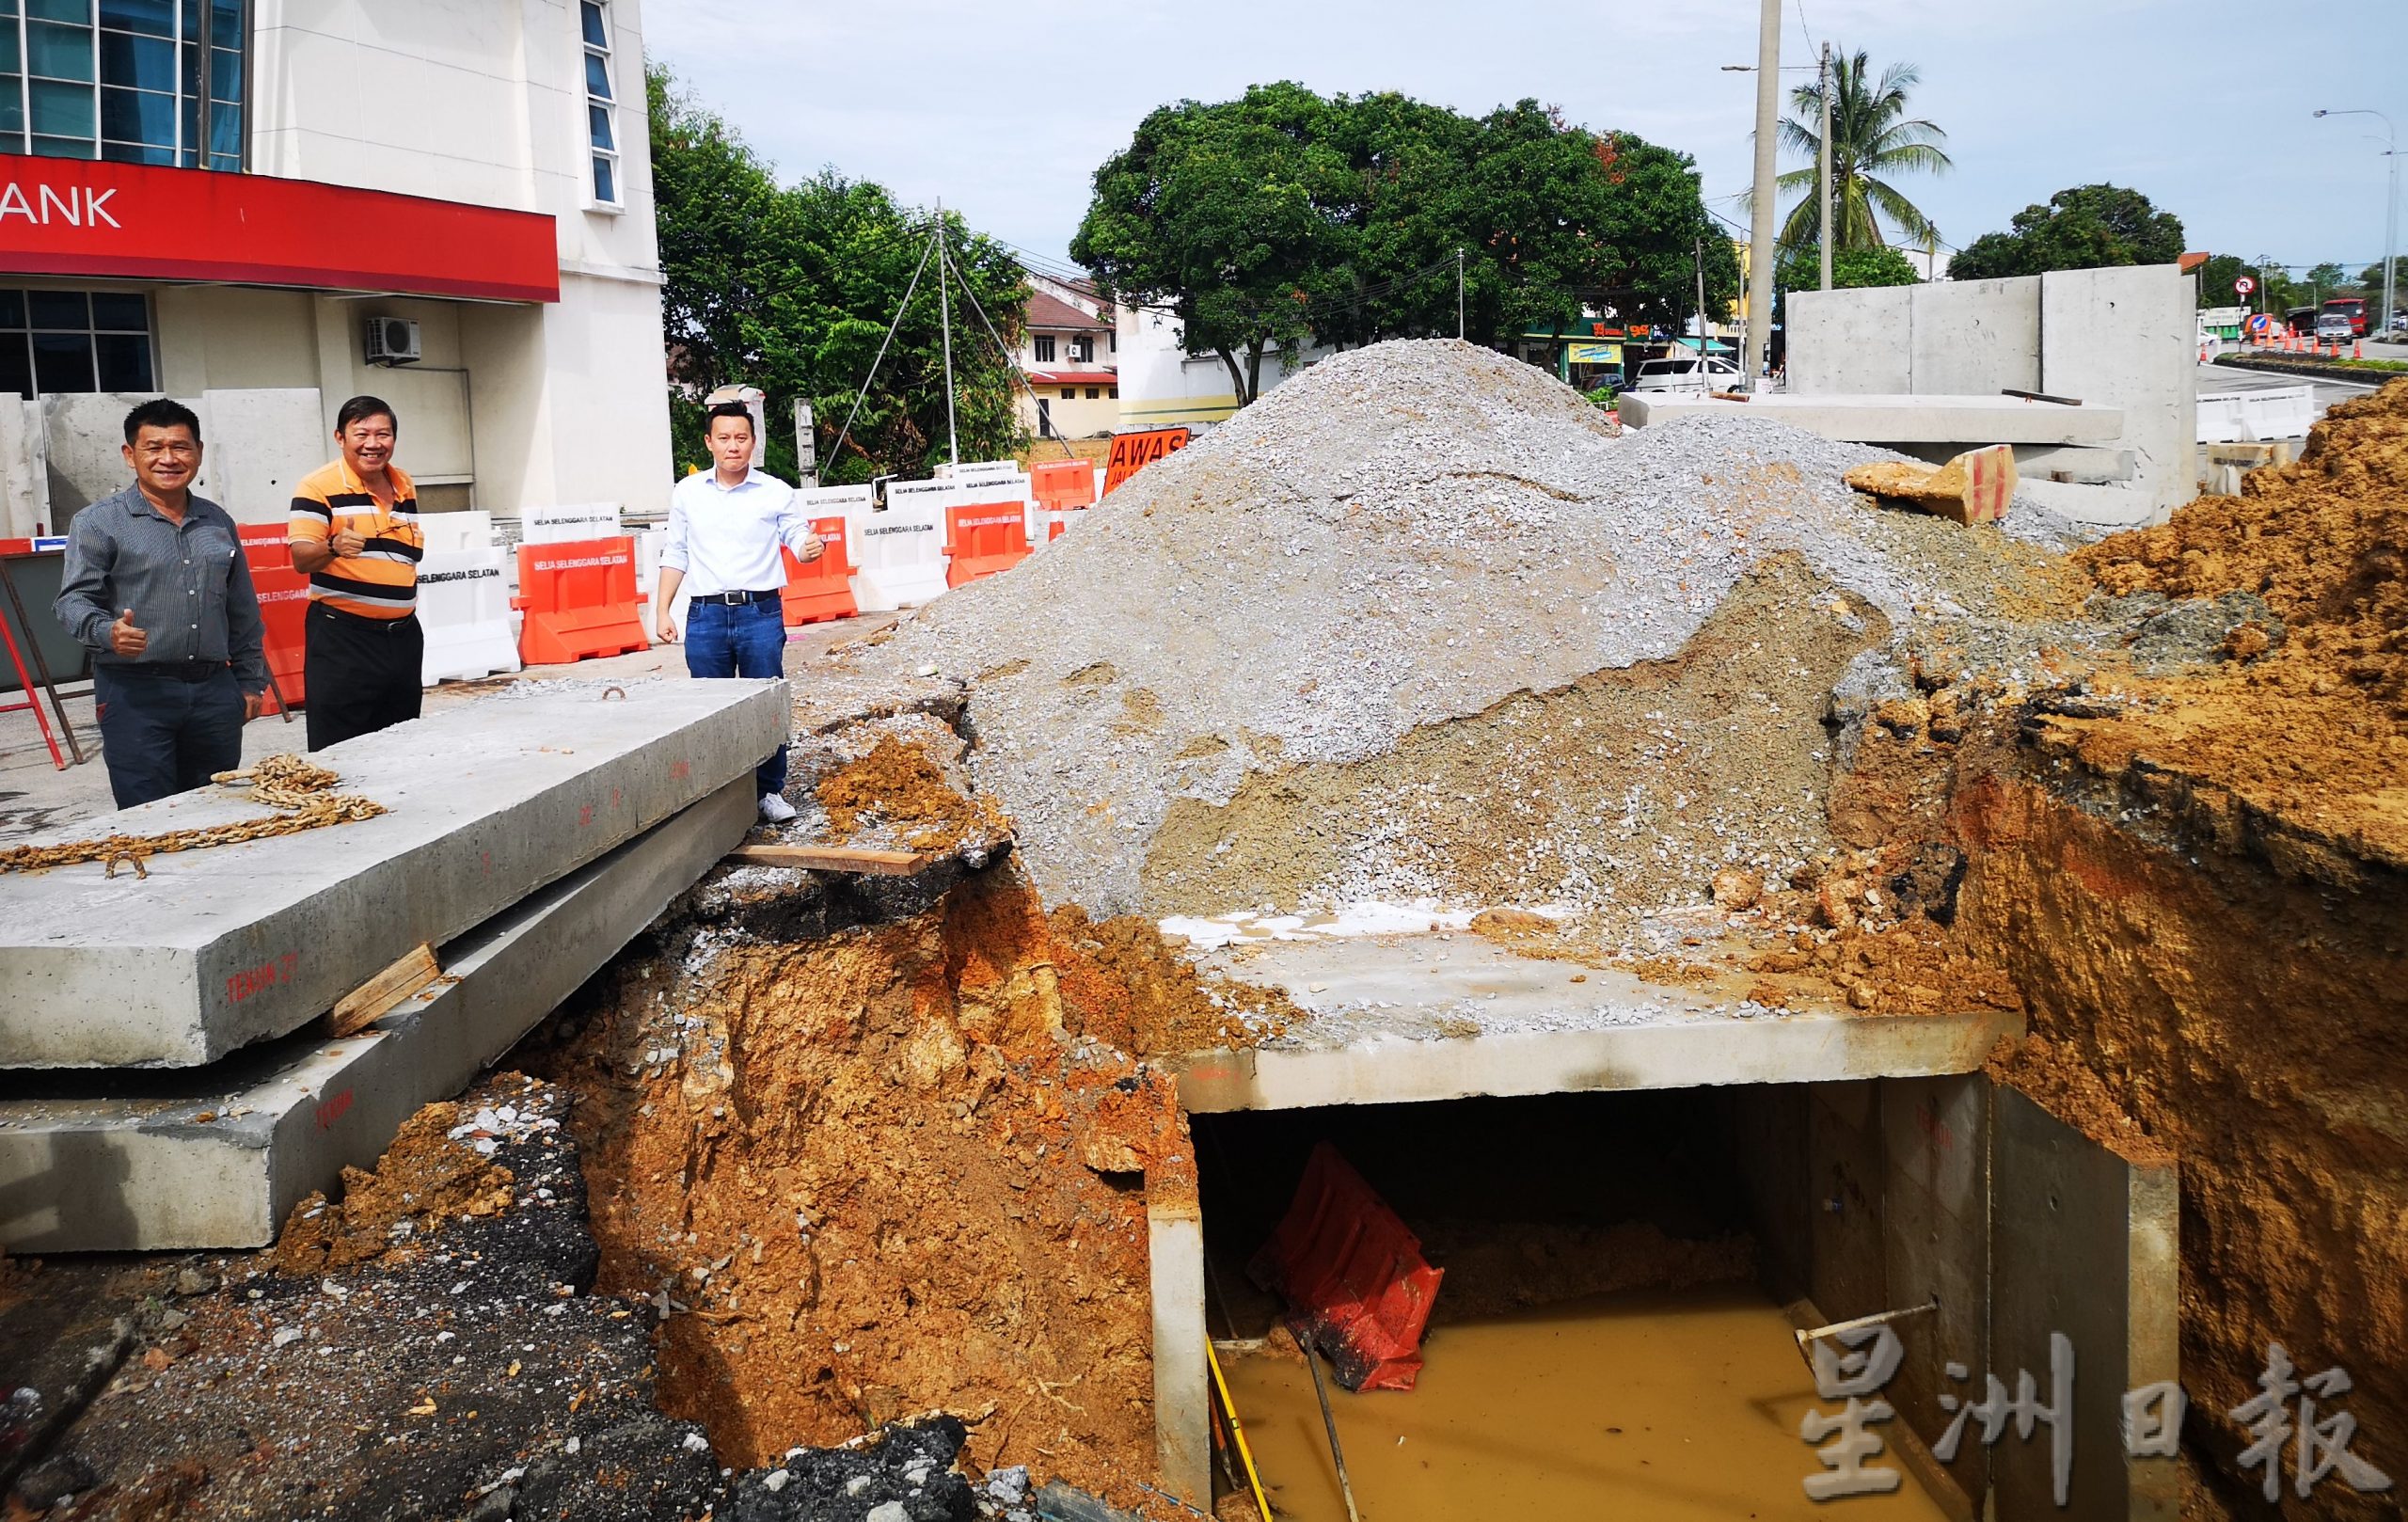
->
[758, 792, 798, 824]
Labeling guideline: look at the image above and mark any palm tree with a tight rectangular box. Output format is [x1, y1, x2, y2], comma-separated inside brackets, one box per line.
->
[1770, 51, 1951, 254]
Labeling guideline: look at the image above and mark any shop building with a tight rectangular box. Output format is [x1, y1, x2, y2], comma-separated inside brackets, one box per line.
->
[0, 0, 669, 534]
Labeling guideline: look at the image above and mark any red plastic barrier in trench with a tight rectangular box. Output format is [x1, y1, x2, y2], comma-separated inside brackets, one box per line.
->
[1247, 1142, 1444, 1391]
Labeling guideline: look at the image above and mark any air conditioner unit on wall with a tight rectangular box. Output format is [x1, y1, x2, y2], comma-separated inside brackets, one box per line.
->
[364, 316, 421, 367]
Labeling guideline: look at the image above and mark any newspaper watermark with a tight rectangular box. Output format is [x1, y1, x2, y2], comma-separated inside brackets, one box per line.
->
[1800, 1332, 2393, 1505]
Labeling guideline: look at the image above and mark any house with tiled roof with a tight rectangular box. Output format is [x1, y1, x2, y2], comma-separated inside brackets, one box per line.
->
[1018, 274, 1119, 438]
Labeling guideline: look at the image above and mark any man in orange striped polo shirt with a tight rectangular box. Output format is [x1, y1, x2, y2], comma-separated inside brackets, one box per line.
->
[289, 395, 424, 752]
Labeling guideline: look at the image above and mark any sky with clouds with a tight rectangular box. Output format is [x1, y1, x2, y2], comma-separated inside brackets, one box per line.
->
[640, 0, 2404, 282]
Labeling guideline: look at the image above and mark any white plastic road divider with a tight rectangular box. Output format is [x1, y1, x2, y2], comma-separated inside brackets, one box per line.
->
[2195, 384, 2316, 444]
[938, 459, 1023, 483]
[521, 502, 624, 545]
[418, 547, 523, 686]
[419, 508, 495, 554]
[850, 479, 953, 611]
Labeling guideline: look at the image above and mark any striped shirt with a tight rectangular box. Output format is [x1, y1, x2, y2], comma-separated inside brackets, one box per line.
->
[289, 459, 422, 619]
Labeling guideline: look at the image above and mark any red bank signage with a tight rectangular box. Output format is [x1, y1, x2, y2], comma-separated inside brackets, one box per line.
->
[0, 155, 560, 304]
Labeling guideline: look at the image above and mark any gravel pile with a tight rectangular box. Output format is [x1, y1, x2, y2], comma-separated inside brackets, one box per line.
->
[883, 340, 2088, 921]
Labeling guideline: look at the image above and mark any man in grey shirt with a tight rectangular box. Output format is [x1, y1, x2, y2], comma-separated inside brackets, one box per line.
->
[55, 398, 269, 809]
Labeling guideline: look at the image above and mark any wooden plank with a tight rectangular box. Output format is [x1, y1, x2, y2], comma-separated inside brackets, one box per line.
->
[724, 843, 935, 877]
[325, 943, 440, 1036]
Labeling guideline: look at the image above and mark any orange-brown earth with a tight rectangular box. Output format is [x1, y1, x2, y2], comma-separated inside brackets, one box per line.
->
[526, 867, 1264, 1511]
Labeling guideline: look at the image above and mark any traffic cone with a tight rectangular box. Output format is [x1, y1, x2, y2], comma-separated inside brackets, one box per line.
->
[2354, 340, 2364, 359]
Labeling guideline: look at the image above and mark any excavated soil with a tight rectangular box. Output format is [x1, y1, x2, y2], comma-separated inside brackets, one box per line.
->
[2082, 377, 2408, 718]
[270, 1102, 520, 1277]
[528, 866, 1211, 1512]
[816, 735, 1011, 854]
[2067, 377, 2408, 865]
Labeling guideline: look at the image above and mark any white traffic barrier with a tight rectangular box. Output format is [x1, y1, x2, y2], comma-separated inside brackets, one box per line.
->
[522, 502, 623, 544]
[938, 459, 1023, 483]
[850, 480, 952, 610]
[418, 547, 522, 686]
[420, 508, 495, 553]
[2196, 384, 2316, 443]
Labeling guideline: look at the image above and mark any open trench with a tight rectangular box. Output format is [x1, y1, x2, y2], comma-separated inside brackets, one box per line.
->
[496, 656, 2407, 1522]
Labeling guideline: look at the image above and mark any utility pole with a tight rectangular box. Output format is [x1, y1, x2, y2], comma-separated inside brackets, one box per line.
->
[934, 198, 960, 469]
[1694, 234, 1710, 391]
[1456, 247, 1465, 340]
[1745, 0, 1781, 384]
[1818, 41, 1833, 293]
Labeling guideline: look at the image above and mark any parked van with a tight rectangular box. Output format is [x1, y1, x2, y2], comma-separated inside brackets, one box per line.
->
[1626, 353, 1745, 392]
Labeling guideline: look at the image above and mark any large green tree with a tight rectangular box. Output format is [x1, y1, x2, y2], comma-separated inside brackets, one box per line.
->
[1769, 51, 1951, 254]
[1948, 184, 2186, 280]
[650, 67, 1028, 484]
[1070, 83, 1737, 403]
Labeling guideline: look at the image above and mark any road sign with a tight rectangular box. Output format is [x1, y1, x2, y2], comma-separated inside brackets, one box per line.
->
[2246, 312, 2273, 336]
[2235, 276, 2257, 295]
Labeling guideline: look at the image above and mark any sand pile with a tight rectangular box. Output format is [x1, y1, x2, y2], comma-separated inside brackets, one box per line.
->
[888, 339, 2083, 922]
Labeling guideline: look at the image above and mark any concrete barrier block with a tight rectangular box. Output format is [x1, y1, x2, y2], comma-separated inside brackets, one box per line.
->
[1910, 278, 2041, 396]
[1788, 287, 1913, 394]
[0, 679, 787, 1069]
[2040, 265, 2196, 522]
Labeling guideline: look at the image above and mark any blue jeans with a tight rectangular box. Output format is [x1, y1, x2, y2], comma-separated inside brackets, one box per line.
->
[683, 595, 786, 796]
[94, 663, 246, 809]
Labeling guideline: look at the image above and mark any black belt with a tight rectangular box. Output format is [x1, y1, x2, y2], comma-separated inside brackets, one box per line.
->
[692, 589, 780, 606]
[106, 659, 227, 683]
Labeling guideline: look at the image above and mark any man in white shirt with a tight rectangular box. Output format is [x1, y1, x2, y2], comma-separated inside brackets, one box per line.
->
[657, 401, 823, 822]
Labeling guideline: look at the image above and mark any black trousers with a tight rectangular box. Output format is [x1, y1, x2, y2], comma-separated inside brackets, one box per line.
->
[94, 663, 245, 809]
[304, 602, 423, 753]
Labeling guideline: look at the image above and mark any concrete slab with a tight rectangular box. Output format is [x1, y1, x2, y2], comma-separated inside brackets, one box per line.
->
[1168, 934, 2022, 1113]
[0, 679, 786, 1069]
[0, 776, 754, 1251]
[1615, 391, 2123, 446]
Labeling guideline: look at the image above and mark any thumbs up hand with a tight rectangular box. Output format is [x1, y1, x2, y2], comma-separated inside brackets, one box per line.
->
[110, 608, 148, 658]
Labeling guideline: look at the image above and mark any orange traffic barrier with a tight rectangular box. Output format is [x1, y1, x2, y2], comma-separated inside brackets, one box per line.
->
[250, 563, 310, 712]
[943, 499, 1031, 588]
[513, 535, 648, 665]
[780, 515, 858, 626]
[1030, 459, 1096, 512]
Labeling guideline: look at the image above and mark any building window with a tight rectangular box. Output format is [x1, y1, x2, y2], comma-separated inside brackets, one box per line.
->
[0, 288, 154, 397]
[1070, 335, 1093, 363]
[1108, 330, 1117, 354]
[1085, 388, 1099, 400]
[1107, 387, 1117, 399]
[0, 0, 246, 169]
[1032, 333, 1056, 363]
[1059, 388, 1074, 401]
[581, 0, 620, 207]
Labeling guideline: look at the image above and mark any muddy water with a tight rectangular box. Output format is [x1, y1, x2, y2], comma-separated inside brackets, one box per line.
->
[1222, 1286, 1951, 1521]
